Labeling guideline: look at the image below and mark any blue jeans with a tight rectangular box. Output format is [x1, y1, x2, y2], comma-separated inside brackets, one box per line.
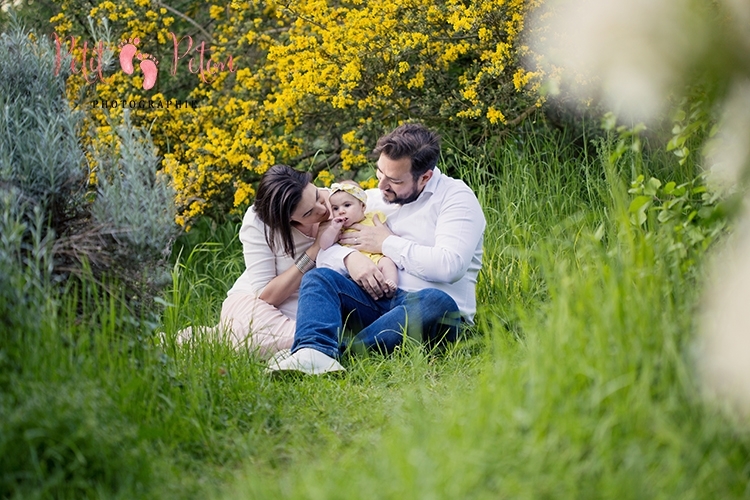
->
[292, 268, 461, 359]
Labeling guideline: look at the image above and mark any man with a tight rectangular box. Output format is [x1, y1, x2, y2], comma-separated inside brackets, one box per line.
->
[268, 123, 486, 374]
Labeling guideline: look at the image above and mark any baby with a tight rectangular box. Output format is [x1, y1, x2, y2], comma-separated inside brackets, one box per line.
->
[319, 182, 398, 293]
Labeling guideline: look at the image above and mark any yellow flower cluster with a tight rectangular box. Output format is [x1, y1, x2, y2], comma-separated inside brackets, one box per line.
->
[340, 130, 368, 171]
[359, 177, 379, 190]
[315, 170, 335, 187]
[54, 0, 546, 226]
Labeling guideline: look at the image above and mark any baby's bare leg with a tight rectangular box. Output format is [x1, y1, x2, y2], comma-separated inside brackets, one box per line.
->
[378, 256, 399, 292]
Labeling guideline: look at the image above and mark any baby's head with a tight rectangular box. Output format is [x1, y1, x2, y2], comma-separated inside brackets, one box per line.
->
[329, 182, 367, 228]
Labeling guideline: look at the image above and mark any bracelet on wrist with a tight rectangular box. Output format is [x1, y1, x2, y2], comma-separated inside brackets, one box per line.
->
[294, 252, 316, 274]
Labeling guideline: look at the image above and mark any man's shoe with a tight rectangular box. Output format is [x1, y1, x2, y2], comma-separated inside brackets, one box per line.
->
[266, 347, 345, 376]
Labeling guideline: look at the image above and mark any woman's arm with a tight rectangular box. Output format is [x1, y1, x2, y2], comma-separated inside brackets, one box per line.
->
[258, 242, 320, 306]
[257, 190, 335, 306]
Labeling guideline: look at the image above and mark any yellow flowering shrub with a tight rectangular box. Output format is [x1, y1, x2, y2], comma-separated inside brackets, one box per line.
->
[52, 0, 545, 225]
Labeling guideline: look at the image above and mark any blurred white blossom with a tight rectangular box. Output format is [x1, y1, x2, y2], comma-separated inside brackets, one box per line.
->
[531, 0, 708, 122]
[704, 80, 750, 192]
[719, 0, 750, 50]
[699, 207, 750, 416]
[532, 0, 750, 417]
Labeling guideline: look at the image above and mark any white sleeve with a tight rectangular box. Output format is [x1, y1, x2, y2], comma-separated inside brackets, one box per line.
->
[382, 188, 485, 283]
[237, 212, 278, 293]
[315, 244, 356, 275]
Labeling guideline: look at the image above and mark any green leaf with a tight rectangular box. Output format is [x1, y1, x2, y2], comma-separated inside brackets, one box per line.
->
[686, 225, 705, 244]
[666, 137, 679, 151]
[629, 195, 652, 213]
[634, 208, 648, 226]
[664, 198, 682, 210]
[602, 112, 617, 130]
[697, 206, 714, 219]
[657, 209, 673, 223]
[644, 177, 662, 196]
[593, 223, 605, 242]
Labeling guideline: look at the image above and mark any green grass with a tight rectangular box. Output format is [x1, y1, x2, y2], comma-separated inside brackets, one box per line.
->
[2, 128, 749, 499]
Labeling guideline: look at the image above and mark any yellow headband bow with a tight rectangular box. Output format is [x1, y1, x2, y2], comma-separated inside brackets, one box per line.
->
[330, 182, 367, 204]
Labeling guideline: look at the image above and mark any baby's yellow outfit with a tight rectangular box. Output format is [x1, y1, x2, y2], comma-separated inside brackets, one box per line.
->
[342, 211, 387, 264]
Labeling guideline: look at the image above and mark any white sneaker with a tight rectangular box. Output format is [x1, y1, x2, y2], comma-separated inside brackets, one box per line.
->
[267, 348, 292, 364]
[266, 347, 345, 376]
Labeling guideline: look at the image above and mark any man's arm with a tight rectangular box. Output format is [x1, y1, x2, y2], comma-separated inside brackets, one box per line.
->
[317, 243, 393, 300]
[340, 187, 485, 284]
[383, 188, 484, 283]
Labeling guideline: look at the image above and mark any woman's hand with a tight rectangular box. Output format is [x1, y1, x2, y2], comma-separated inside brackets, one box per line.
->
[344, 251, 391, 300]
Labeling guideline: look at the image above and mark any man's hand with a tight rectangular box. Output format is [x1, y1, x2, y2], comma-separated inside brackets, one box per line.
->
[338, 215, 393, 254]
[344, 251, 391, 300]
[316, 218, 345, 250]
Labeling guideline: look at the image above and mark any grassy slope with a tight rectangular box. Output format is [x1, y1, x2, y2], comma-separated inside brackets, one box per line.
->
[2, 130, 749, 499]
[221, 133, 750, 499]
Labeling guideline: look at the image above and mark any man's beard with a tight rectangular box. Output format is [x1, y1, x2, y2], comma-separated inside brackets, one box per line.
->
[383, 184, 421, 205]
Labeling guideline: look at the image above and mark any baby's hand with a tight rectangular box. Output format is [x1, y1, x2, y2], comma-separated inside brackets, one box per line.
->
[330, 217, 346, 231]
[384, 279, 398, 298]
[316, 217, 345, 250]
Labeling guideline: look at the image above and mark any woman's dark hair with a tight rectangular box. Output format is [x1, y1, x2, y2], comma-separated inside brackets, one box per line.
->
[373, 123, 441, 180]
[253, 164, 312, 257]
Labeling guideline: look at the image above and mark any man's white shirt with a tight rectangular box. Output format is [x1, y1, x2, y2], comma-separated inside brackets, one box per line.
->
[316, 167, 486, 323]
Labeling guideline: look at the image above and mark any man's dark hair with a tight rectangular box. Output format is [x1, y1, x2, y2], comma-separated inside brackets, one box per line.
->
[253, 164, 312, 258]
[373, 123, 441, 180]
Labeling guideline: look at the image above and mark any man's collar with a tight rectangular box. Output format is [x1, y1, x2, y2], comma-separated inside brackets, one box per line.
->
[422, 166, 442, 195]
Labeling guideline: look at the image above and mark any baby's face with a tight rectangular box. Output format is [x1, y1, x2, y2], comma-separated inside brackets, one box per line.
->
[330, 192, 366, 228]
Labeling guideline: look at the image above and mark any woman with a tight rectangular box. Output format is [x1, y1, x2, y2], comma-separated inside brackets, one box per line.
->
[178, 164, 332, 358]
